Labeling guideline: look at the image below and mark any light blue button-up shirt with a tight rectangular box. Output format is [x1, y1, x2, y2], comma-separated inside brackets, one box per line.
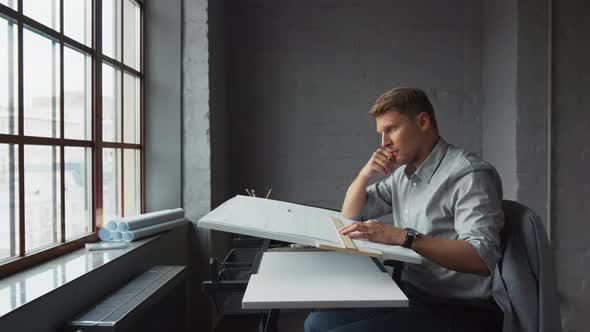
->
[358, 137, 504, 300]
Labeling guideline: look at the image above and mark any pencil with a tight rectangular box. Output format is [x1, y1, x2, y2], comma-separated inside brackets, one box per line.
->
[245, 188, 252, 197]
[265, 188, 272, 199]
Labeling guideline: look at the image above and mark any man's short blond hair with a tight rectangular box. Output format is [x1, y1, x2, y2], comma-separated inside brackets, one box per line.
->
[368, 87, 438, 130]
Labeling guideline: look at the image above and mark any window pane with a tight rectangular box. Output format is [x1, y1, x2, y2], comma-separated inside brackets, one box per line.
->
[65, 147, 92, 240]
[0, 144, 19, 261]
[123, 72, 139, 143]
[64, 47, 92, 140]
[25, 145, 61, 253]
[102, 63, 121, 142]
[103, 0, 122, 61]
[0, 17, 18, 135]
[64, 0, 92, 46]
[123, 0, 140, 70]
[24, 28, 60, 138]
[23, 0, 60, 31]
[0, 0, 18, 10]
[123, 149, 140, 217]
[103, 148, 121, 222]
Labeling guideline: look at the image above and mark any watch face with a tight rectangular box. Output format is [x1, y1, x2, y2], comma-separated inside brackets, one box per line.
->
[403, 228, 418, 248]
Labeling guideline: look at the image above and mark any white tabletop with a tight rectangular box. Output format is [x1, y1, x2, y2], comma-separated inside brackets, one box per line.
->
[242, 251, 408, 309]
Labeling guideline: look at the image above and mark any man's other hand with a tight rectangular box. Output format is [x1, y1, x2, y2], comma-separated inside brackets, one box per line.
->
[359, 148, 397, 179]
[338, 219, 404, 245]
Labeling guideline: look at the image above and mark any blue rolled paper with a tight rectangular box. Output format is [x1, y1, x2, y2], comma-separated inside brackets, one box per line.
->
[112, 231, 123, 241]
[106, 219, 118, 231]
[98, 227, 113, 241]
[116, 208, 184, 232]
[122, 218, 188, 242]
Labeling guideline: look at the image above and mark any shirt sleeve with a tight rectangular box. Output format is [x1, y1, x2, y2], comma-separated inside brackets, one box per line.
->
[355, 176, 394, 221]
[452, 169, 504, 273]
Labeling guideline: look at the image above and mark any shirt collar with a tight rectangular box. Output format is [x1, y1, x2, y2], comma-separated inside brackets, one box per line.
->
[409, 136, 448, 183]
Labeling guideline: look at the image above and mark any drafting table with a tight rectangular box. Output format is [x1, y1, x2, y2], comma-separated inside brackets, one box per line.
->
[198, 195, 422, 264]
[242, 250, 408, 309]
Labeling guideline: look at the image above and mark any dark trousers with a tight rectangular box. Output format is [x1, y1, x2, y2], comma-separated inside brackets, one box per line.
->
[304, 284, 503, 332]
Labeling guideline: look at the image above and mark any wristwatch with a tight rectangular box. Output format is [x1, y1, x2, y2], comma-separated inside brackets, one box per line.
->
[402, 228, 419, 249]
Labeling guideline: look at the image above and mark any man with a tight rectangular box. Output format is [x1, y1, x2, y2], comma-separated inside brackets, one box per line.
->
[305, 87, 504, 332]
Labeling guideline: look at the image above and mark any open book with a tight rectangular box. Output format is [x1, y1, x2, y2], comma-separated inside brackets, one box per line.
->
[197, 195, 422, 264]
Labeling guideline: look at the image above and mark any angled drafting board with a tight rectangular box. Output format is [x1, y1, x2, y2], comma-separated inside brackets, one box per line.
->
[197, 195, 422, 264]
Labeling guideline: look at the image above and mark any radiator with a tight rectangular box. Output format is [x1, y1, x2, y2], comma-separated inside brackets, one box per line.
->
[67, 265, 187, 332]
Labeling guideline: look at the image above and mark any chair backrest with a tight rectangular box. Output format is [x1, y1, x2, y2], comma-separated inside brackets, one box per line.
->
[496, 200, 561, 332]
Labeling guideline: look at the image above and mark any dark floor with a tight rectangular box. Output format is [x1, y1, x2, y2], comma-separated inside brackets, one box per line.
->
[212, 310, 309, 332]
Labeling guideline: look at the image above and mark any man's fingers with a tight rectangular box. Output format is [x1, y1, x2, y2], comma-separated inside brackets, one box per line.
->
[374, 151, 390, 163]
[340, 222, 366, 235]
[372, 159, 392, 175]
[373, 153, 395, 173]
[346, 231, 367, 239]
[375, 154, 395, 170]
[373, 158, 390, 173]
[338, 223, 353, 234]
[362, 148, 395, 179]
[339, 224, 356, 235]
[377, 148, 394, 161]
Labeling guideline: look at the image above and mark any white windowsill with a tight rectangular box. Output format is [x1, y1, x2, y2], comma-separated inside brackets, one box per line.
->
[0, 235, 161, 319]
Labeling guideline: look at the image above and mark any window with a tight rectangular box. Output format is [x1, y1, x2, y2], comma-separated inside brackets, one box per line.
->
[0, 0, 144, 277]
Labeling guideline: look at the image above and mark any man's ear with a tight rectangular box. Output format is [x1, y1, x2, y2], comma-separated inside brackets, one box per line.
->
[416, 112, 431, 130]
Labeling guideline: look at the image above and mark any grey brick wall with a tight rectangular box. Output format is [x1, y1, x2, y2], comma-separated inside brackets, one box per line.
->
[516, 0, 550, 224]
[225, 0, 483, 210]
[552, 1, 590, 330]
[182, 0, 213, 331]
[481, 0, 518, 200]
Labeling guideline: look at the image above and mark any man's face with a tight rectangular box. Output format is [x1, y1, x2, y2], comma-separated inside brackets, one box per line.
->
[375, 110, 425, 166]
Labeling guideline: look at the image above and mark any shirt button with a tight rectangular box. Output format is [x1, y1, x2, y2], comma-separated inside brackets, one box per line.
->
[412, 182, 416, 187]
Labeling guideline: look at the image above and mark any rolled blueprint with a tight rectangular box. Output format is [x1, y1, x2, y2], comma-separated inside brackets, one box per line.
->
[106, 219, 119, 231]
[122, 218, 188, 242]
[116, 208, 185, 232]
[112, 231, 123, 241]
[98, 227, 113, 241]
